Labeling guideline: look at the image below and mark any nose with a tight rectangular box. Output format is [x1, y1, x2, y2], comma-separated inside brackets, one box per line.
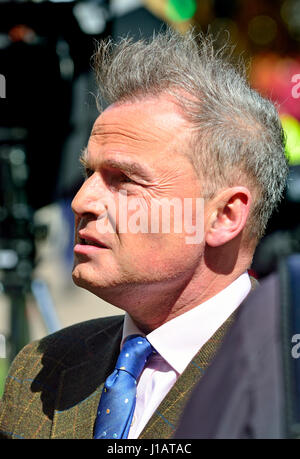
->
[71, 175, 106, 219]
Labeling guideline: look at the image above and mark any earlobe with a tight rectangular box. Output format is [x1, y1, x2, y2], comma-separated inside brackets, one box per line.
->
[205, 188, 251, 248]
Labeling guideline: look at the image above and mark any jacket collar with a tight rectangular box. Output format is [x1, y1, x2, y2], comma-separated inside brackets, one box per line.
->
[139, 276, 258, 438]
[50, 317, 124, 439]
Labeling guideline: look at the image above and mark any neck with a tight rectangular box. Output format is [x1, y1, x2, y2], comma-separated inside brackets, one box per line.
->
[101, 253, 251, 334]
[93, 239, 253, 334]
[133, 271, 249, 333]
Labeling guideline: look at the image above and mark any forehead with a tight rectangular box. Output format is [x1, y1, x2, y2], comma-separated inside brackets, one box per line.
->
[87, 95, 191, 163]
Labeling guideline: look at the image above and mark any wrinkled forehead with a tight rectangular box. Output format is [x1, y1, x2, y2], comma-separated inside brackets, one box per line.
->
[91, 94, 192, 146]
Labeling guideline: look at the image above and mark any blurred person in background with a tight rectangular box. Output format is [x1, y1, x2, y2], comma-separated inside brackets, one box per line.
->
[175, 252, 300, 439]
[0, 27, 288, 439]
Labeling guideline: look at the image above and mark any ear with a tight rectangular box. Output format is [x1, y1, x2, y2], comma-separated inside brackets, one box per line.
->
[205, 187, 252, 247]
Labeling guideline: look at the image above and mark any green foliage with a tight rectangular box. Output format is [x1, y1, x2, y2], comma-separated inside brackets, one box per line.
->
[166, 0, 197, 22]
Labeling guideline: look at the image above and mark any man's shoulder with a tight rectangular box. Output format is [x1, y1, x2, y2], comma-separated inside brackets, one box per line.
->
[12, 314, 125, 373]
[0, 315, 124, 439]
[40, 314, 125, 345]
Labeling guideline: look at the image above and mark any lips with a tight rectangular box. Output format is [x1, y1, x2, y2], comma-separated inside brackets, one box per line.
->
[76, 231, 108, 249]
[80, 237, 106, 248]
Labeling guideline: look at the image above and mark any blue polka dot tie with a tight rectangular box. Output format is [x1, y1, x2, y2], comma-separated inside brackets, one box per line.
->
[94, 335, 154, 439]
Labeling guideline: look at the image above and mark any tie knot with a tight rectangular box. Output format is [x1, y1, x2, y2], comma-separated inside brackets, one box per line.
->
[115, 335, 153, 380]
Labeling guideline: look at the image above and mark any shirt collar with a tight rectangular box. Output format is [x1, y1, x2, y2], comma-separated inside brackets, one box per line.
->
[122, 272, 251, 375]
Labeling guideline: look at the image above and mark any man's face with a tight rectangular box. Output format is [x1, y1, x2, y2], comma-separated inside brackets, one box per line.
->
[71, 95, 205, 308]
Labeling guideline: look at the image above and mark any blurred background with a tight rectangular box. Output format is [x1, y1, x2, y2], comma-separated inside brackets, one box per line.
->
[0, 0, 300, 395]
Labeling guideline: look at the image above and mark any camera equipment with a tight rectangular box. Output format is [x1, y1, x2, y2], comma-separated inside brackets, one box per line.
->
[0, 1, 79, 361]
[252, 165, 300, 277]
[0, 128, 61, 362]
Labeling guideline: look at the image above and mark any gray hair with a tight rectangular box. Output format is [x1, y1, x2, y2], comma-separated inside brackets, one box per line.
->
[93, 27, 289, 242]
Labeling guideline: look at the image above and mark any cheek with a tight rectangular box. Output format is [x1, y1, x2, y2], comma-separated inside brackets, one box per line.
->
[120, 231, 202, 274]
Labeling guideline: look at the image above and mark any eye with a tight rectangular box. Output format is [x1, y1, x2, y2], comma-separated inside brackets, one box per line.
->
[120, 174, 135, 184]
[108, 170, 136, 187]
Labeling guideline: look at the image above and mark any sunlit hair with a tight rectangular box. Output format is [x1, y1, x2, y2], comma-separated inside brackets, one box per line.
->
[93, 27, 289, 243]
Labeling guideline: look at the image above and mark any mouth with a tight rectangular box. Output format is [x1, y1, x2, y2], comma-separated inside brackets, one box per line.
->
[74, 232, 109, 254]
[78, 237, 107, 248]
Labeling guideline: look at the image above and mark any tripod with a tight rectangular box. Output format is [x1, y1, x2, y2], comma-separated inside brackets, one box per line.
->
[0, 128, 61, 364]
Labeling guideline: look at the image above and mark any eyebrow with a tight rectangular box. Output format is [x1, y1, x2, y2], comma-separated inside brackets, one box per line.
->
[79, 148, 154, 182]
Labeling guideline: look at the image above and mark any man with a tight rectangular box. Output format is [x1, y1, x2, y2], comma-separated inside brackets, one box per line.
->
[0, 28, 288, 439]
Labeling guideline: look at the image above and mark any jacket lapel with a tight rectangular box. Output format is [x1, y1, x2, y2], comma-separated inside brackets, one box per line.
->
[139, 312, 235, 439]
[139, 275, 258, 439]
[139, 310, 237, 438]
[50, 319, 123, 439]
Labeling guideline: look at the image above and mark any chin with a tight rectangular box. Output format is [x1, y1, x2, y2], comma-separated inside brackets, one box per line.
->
[72, 263, 118, 296]
[72, 272, 102, 299]
[72, 263, 96, 289]
[72, 268, 89, 290]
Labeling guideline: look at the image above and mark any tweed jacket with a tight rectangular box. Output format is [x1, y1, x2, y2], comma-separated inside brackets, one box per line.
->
[0, 278, 257, 439]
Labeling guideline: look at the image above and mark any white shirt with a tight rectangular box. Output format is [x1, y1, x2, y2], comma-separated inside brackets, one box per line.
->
[121, 272, 251, 438]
